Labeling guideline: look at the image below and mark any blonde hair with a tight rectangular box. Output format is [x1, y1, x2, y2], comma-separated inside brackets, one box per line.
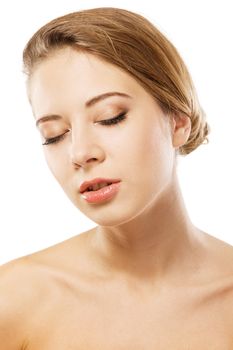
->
[23, 7, 210, 155]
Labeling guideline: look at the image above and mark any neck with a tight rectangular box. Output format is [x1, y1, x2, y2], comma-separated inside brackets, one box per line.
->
[90, 174, 206, 286]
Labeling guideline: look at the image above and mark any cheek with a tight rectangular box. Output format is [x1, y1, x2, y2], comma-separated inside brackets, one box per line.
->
[43, 150, 68, 185]
[127, 123, 168, 163]
[126, 123, 174, 184]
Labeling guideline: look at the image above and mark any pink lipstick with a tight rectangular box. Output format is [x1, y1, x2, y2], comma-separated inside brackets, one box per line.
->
[79, 178, 121, 204]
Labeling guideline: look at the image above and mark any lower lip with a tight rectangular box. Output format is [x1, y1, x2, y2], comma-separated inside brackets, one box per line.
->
[81, 182, 121, 203]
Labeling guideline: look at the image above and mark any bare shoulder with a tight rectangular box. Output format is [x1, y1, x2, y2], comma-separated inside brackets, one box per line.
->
[0, 237, 79, 349]
[201, 231, 233, 314]
[203, 231, 233, 269]
[0, 256, 49, 349]
[0, 254, 53, 299]
[201, 232, 233, 283]
[0, 231, 93, 349]
[0, 229, 92, 303]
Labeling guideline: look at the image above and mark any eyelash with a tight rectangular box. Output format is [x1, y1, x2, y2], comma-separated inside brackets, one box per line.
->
[42, 111, 127, 146]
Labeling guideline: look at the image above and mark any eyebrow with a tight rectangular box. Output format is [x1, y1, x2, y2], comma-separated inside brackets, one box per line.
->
[35, 91, 132, 128]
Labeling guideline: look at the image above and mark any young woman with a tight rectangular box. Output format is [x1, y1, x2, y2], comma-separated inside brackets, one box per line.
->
[1, 7, 233, 349]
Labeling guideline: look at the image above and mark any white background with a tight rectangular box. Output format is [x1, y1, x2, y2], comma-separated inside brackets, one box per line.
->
[0, 0, 232, 264]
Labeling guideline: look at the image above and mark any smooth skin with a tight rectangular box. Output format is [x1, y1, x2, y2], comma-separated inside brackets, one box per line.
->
[1, 47, 233, 349]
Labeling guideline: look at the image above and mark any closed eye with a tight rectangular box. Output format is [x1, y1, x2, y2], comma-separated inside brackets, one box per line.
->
[98, 111, 127, 126]
[42, 111, 128, 146]
[42, 130, 69, 146]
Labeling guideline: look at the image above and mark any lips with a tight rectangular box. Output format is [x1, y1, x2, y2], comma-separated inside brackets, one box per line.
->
[79, 178, 121, 194]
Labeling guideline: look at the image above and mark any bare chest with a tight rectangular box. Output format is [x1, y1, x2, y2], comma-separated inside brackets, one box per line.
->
[24, 281, 233, 350]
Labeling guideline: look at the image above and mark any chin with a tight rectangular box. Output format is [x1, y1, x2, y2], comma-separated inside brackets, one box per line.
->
[80, 201, 149, 228]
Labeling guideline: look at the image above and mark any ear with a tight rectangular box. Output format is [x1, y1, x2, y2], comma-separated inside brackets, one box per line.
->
[171, 113, 191, 149]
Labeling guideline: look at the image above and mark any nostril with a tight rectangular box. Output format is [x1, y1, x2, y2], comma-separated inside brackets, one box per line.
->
[87, 158, 98, 163]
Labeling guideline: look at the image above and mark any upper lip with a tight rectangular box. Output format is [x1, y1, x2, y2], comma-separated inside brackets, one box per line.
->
[79, 178, 121, 193]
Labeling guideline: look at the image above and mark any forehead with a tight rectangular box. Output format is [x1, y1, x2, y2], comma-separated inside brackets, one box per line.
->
[29, 48, 141, 101]
[28, 47, 163, 124]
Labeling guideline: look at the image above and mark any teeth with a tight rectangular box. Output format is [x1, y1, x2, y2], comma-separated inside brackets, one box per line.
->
[88, 182, 111, 191]
[92, 183, 100, 191]
[100, 182, 112, 189]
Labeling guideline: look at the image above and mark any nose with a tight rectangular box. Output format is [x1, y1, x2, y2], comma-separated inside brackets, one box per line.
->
[69, 127, 104, 168]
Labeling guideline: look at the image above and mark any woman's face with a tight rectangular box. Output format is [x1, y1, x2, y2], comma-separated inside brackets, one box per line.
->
[29, 47, 177, 226]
